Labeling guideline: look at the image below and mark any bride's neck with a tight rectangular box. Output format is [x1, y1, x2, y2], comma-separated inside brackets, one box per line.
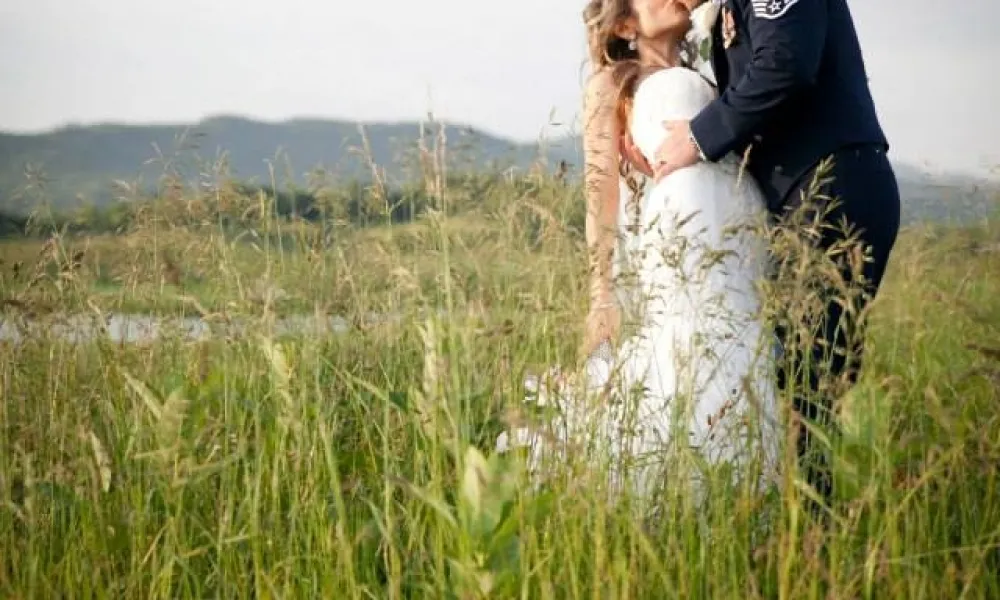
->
[637, 36, 682, 69]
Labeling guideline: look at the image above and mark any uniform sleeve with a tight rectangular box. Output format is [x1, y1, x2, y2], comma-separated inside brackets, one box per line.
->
[689, 0, 828, 162]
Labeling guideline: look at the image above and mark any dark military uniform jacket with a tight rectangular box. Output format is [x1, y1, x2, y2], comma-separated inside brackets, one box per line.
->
[689, 0, 889, 212]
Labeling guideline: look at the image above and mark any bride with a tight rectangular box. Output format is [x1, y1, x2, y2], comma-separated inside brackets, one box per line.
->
[496, 0, 785, 502]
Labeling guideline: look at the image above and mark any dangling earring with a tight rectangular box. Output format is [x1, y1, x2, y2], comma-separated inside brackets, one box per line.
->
[628, 36, 637, 51]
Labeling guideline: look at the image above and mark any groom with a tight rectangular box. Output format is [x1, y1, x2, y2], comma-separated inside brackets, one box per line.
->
[626, 0, 902, 510]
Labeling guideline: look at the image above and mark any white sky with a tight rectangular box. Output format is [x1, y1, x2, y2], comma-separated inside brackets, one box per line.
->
[1, 0, 998, 176]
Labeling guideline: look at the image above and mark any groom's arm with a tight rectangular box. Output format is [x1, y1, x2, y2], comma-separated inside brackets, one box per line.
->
[689, 0, 827, 162]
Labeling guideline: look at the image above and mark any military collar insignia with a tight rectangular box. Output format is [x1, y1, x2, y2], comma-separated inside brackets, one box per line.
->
[721, 6, 737, 48]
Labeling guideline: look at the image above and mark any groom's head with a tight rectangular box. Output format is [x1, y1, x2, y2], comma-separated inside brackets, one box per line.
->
[583, 0, 700, 67]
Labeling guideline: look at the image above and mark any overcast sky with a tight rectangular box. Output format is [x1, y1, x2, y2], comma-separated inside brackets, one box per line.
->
[1, 0, 998, 176]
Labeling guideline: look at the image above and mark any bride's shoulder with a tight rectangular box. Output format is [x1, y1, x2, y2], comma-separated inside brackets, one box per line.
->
[584, 69, 615, 98]
[633, 66, 715, 110]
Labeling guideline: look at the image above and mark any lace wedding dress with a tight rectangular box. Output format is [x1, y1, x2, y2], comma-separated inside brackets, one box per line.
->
[496, 14, 784, 504]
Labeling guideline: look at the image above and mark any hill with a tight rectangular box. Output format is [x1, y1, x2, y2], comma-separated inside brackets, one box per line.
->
[0, 116, 581, 212]
[0, 116, 995, 224]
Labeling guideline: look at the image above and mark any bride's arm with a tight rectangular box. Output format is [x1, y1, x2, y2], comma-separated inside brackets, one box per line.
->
[582, 70, 621, 309]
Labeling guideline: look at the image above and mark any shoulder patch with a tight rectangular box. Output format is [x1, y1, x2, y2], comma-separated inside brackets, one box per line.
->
[751, 0, 801, 19]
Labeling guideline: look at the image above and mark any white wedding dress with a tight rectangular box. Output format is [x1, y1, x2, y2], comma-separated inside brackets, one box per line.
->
[496, 64, 785, 504]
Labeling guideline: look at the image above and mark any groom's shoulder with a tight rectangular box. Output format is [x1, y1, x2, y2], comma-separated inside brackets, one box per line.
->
[736, 0, 819, 21]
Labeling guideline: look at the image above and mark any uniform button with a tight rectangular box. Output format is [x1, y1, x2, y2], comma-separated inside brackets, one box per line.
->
[753, 134, 763, 142]
[774, 165, 783, 173]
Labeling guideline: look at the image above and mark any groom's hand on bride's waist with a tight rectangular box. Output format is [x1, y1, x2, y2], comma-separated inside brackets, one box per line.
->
[653, 120, 703, 182]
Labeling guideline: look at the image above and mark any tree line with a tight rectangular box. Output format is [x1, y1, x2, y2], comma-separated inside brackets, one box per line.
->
[0, 163, 580, 239]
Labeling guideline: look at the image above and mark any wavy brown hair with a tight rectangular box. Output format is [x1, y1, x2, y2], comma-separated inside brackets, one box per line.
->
[582, 0, 700, 187]
[582, 0, 645, 139]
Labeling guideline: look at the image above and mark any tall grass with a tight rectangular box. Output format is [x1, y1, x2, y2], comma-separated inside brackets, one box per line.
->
[1, 137, 999, 598]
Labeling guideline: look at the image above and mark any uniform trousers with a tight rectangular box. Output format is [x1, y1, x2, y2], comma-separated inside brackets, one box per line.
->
[769, 143, 902, 511]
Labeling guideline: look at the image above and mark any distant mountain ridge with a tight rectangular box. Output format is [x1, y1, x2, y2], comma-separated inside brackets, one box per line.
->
[0, 115, 995, 225]
[0, 116, 581, 209]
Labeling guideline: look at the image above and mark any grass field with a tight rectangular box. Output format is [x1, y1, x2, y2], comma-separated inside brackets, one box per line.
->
[1, 169, 999, 598]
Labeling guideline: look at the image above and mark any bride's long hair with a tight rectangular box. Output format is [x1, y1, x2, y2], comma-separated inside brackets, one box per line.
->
[583, 0, 644, 149]
[582, 0, 648, 195]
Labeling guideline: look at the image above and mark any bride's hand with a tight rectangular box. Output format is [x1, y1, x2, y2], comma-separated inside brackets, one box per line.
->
[581, 301, 621, 359]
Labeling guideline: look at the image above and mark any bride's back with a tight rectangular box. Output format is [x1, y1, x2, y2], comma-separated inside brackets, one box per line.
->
[629, 67, 717, 166]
